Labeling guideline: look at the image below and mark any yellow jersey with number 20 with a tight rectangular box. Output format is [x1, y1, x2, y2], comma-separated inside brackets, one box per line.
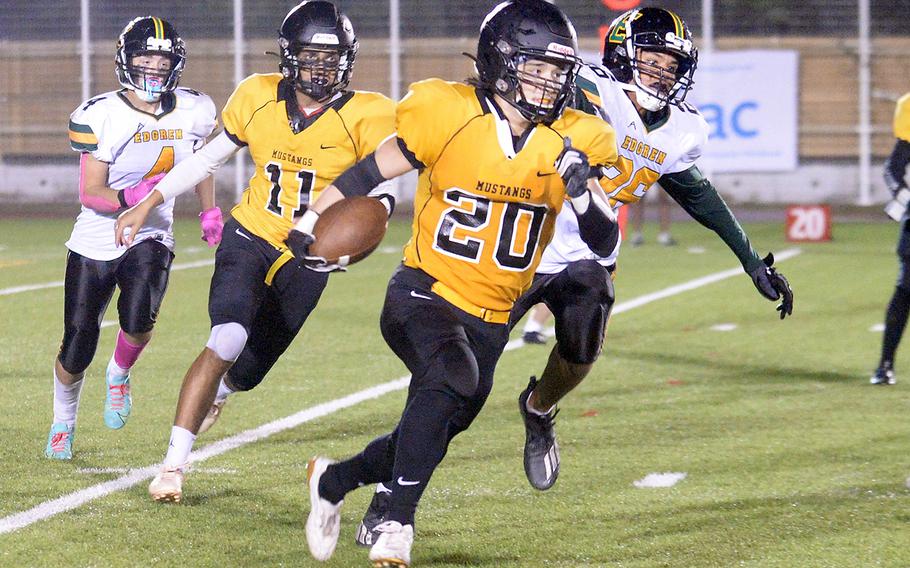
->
[398, 79, 618, 313]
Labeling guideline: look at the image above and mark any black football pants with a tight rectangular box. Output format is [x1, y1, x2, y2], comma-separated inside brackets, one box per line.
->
[320, 265, 509, 525]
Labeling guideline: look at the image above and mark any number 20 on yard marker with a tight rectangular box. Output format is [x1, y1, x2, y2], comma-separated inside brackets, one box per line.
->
[786, 205, 831, 242]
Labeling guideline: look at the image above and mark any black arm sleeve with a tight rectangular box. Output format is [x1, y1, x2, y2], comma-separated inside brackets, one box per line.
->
[574, 198, 619, 258]
[659, 166, 763, 273]
[884, 139, 910, 194]
[334, 153, 387, 198]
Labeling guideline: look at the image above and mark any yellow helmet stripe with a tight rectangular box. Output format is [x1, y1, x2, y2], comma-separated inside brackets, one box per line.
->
[152, 17, 163, 39]
[668, 11, 684, 38]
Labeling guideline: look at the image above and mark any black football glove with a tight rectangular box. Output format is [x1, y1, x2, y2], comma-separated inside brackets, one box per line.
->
[285, 229, 346, 273]
[749, 252, 793, 319]
[555, 137, 591, 199]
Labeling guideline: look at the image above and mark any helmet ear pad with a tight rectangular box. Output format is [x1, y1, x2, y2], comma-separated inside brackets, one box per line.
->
[489, 41, 521, 98]
[607, 46, 632, 83]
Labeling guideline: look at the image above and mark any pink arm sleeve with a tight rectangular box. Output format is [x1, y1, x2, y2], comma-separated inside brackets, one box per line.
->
[78, 153, 120, 213]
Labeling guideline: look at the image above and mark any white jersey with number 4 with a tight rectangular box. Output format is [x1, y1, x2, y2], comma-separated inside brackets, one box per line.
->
[537, 63, 709, 274]
[66, 88, 217, 261]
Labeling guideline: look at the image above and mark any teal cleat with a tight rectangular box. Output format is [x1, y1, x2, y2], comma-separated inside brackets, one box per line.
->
[104, 363, 132, 429]
[45, 423, 75, 459]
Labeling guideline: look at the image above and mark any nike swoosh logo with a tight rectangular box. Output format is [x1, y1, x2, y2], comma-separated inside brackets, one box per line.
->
[235, 228, 253, 241]
[537, 171, 555, 177]
[410, 290, 432, 300]
[320, 144, 336, 149]
[397, 477, 421, 486]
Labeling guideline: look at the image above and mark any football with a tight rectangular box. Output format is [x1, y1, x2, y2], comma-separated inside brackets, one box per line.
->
[309, 196, 388, 266]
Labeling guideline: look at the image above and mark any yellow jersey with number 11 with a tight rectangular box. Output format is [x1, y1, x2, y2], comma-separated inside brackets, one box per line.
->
[222, 73, 395, 248]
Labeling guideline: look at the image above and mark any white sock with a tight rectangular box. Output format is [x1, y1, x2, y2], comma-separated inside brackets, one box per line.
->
[523, 319, 543, 334]
[525, 395, 555, 417]
[53, 370, 83, 427]
[107, 355, 129, 377]
[214, 376, 235, 403]
[163, 426, 196, 469]
[375, 482, 392, 495]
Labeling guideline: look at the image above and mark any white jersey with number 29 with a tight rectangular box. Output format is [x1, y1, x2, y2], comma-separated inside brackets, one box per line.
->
[537, 63, 709, 273]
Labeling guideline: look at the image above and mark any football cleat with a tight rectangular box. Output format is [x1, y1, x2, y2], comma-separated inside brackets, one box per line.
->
[870, 364, 896, 385]
[368, 521, 414, 568]
[657, 232, 678, 247]
[306, 456, 343, 561]
[522, 331, 547, 345]
[149, 465, 185, 503]
[629, 232, 645, 247]
[356, 487, 392, 547]
[518, 376, 561, 491]
[103, 362, 132, 429]
[45, 423, 75, 460]
[198, 398, 228, 435]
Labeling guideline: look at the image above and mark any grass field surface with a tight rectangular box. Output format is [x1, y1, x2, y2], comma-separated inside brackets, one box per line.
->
[1, 216, 909, 567]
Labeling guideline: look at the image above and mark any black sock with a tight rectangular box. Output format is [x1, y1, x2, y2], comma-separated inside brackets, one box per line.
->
[387, 387, 462, 526]
[880, 286, 910, 367]
[319, 432, 397, 504]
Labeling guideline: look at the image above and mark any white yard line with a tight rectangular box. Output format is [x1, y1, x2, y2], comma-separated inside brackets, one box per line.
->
[634, 472, 688, 488]
[77, 467, 238, 475]
[0, 248, 802, 535]
[0, 378, 409, 535]
[0, 259, 215, 297]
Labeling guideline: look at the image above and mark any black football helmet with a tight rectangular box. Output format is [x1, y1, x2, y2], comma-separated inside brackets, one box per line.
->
[603, 7, 697, 111]
[475, 0, 582, 124]
[278, 1, 357, 101]
[115, 16, 186, 102]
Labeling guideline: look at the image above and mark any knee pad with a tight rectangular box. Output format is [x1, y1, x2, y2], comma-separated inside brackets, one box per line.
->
[556, 314, 607, 364]
[119, 313, 155, 336]
[422, 341, 479, 399]
[58, 324, 101, 375]
[564, 260, 614, 302]
[206, 322, 248, 362]
[554, 262, 613, 365]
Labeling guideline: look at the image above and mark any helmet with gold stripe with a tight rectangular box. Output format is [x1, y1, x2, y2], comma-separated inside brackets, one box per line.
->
[115, 16, 186, 103]
[603, 7, 697, 112]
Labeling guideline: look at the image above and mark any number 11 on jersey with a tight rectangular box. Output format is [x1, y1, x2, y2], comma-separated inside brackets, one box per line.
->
[264, 161, 316, 219]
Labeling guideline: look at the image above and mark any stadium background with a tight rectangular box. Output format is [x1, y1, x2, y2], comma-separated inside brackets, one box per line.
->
[1, 0, 908, 209]
[4, 4, 910, 564]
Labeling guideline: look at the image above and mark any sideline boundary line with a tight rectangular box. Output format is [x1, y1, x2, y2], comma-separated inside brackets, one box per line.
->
[0, 248, 801, 535]
[0, 259, 215, 297]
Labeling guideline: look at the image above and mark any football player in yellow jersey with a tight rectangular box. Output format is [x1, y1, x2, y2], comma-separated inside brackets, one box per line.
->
[114, 1, 396, 502]
[870, 93, 910, 385]
[290, 1, 619, 565]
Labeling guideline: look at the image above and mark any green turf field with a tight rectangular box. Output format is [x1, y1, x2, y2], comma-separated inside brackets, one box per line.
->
[1, 216, 909, 567]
